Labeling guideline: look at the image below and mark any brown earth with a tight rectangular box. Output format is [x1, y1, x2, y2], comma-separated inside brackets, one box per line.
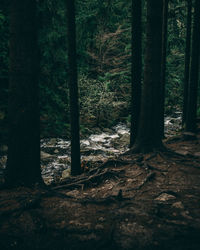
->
[0, 131, 200, 250]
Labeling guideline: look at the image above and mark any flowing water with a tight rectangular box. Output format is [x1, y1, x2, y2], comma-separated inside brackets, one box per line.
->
[0, 112, 182, 185]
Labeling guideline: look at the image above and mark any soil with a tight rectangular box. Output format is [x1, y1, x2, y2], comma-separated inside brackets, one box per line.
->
[0, 130, 200, 250]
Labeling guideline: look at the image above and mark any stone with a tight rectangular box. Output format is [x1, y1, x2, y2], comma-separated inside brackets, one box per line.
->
[0, 155, 7, 168]
[175, 150, 189, 156]
[62, 169, 71, 179]
[172, 201, 184, 209]
[155, 193, 176, 202]
[41, 151, 53, 159]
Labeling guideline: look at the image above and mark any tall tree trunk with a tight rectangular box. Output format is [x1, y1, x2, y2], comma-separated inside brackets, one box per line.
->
[66, 0, 81, 175]
[185, 0, 200, 133]
[182, 0, 192, 126]
[130, 0, 142, 147]
[5, 0, 42, 186]
[133, 0, 164, 153]
[160, 0, 169, 138]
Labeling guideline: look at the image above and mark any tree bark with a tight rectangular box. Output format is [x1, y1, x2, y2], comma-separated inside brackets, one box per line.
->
[133, 0, 164, 153]
[130, 0, 142, 147]
[66, 0, 81, 175]
[160, 0, 169, 138]
[185, 0, 200, 133]
[182, 0, 192, 126]
[5, 0, 42, 186]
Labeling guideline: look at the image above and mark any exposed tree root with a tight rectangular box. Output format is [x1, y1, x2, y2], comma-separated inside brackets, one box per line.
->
[52, 168, 125, 191]
[126, 171, 156, 192]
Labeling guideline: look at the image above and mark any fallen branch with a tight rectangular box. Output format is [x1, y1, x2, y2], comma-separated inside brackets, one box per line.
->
[52, 168, 125, 191]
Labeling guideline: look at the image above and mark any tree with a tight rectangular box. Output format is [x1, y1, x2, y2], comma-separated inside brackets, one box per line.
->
[130, 0, 142, 147]
[185, 0, 200, 133]
[160, 0, 169, 138]
[5, 0, 43, 186]
[132, 0, 164, 153]
[182, 0, 192, 126]
[66, 0, 81, 175]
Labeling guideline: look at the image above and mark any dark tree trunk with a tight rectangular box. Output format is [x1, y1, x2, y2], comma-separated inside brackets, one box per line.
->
[66, 0, 81, 175]
[160, 0, 169, 138]
[182, 0, 192, 126]
[130, 0, 142, 147]
[185, 0, 200, 133]
[133, 0, 164, 153]
[5, 0, 42, 186]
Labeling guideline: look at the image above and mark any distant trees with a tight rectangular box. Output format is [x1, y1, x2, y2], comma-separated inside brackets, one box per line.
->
[130, 0, 142, 147]
[185, 0, 200, 133]
[5, 0, 42, 186]
[132, 0, 164, 153]
[66, 0, 81, 175]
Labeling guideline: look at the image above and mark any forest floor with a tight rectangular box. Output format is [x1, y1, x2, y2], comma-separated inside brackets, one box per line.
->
[0, 128, 200, 250]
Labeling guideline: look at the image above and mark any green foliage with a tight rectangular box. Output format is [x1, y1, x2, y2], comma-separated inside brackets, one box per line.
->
[38, 0, 70, 137]
[166, 0, 187, 110]
[0, 0, 199, 140]
[79, 75, 129, 128]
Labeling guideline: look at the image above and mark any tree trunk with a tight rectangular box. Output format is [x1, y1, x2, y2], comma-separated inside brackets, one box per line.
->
[182, 0, 192, 126]
[160, 0, 169, 138]
[5, 0, 42, 186]
[133, 0, 164, 153]
[185, 0, 200, 133]
[130, 0, 142, 147]
[66, 0, 81, 175]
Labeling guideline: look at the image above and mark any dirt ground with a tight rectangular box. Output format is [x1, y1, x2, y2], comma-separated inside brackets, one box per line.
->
[0, 130, 200, 250]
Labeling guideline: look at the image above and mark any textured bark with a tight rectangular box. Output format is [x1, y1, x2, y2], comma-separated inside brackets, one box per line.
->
[130, 0, 142, 147]
[182, 0, 192, 126]
[185, 0, 200, 133]
[160, 0, 169, 138]
[66, 0, 81, 175]
[133, 0, 164, 153]
[5, 0, 42, 186]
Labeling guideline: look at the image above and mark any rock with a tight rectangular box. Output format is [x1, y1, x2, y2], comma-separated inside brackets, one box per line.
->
[155, 193, 176, 202]
[113, 133, 129, 147]
[41, 151, 53, 159]
[43, 176, 54, 185]
[0, 156, 7, 169]
[175, 150, 189, 156]
[172, 201, 184, 209]
[49, 138, 58, 145]
[61, 169, 71, 179]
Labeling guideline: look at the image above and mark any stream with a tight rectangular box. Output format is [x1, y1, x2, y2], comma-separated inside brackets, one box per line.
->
[0, 112, 182, 185]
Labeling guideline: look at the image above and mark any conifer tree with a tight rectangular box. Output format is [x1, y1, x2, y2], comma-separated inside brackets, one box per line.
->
[182, 0, 192, 126]
[130, 0, 142, 147]
[5, 0, 42, 186]
[132, 0, 164, 153]
[185, 0, 200, 133]
[160, 0, 169, 138]
[66, 0, 81, 175]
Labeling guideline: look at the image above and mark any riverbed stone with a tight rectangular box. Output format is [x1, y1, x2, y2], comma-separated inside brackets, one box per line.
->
[41, 151, 53, 159]
[62, 169, 71, 179]
[155, 193, 176, 202]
